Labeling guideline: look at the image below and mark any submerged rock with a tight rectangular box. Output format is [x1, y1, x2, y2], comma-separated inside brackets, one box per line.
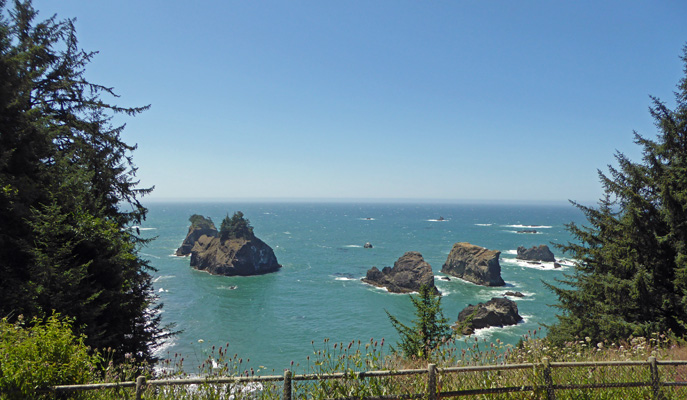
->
[441, 242, 505, 286]
[456, 297, 523, 335]
[516, 245, 555, 262]
[504, 291, 525, 298]
[362, 251, 440, 295]
[364, 242, 373, 249]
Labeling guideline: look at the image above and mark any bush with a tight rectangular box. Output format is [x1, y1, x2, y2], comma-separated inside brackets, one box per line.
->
[0, 314, 102, 399]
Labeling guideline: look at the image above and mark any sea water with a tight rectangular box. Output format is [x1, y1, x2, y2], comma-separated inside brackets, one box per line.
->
[138, 202, 586, 372]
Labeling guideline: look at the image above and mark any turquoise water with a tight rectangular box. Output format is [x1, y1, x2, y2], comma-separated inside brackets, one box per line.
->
[138, 202, 585, 372]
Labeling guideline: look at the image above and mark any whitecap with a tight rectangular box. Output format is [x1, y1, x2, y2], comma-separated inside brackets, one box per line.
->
[501, 224, 552, 229]
[335, 277, 357, 281]
[218, 285, 238, 290]
[504, 249, 518, 255]
[141, 252, 161, 259]
[153, 275, 175, 282]
[283, 231, 292, 235]
[359, 217, 375, 221]
[506, 230, 542, 235]
[343, 245, 363, 248]
[501, 257, 567, 271]
[427, 219, 448, 222]
[475, 223, 492, 226]
[471, 317, 528, 340]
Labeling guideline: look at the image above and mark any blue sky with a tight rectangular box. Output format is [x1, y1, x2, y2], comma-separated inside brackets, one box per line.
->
[32, 1, 687, 204]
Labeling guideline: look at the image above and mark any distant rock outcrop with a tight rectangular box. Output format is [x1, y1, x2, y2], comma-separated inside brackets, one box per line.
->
[364, 242, 373, 249]
[456, 297, 523, 335]
[517, 229, 537, 234]
[362, 251, 440, 295]
[516, 245, 555, 262]
[176, 215, 218, 256]
[441, 242, 505, 286]
[179, 212, 282, 276]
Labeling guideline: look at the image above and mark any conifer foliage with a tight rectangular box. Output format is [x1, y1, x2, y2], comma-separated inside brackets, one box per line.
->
[386, 285, 452, 360]
[547, 45, 687, 344]
[0, 1, 168, 362]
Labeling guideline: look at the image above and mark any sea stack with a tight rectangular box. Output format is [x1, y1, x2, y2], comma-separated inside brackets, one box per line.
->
[362, 251, 440, 295]
[178, 212, 281, 276]
[455, 297, 523, 335]
[176, 215, 218, 256]
[441, 242, 505, 286]
[516, 245, 555, 262]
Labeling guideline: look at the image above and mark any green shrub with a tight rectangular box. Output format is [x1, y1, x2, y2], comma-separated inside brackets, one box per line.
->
[0, 314, 102, 399]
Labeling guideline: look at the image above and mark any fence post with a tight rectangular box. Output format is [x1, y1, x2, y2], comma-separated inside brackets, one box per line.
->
[427, 363, 437, 400]
[649, 356, 661, 400]
[134, 376, 146, 400]
[283, 370, 292, 400]
[542, 357, 556, 400]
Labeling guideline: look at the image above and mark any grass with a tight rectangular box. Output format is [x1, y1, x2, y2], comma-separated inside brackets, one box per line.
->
[51, 328, 687, 399]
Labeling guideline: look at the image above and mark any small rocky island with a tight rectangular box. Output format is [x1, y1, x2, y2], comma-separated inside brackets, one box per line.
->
[516, 244, 555, 262]
[441, 242, 505, 286]
[455, 297, 523, 335]
[362, 251, 440, 295]
[176, 212, 281, 276]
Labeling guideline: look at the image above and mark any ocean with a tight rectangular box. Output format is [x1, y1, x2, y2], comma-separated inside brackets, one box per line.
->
[138, 201, 586, 372]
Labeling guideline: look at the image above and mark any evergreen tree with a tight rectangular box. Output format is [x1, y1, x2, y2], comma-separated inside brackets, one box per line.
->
[546, 45, 687, 344]
[386, 285, 452, 360]
[220, 211, 254, 240]
[0, 0, 169, 362]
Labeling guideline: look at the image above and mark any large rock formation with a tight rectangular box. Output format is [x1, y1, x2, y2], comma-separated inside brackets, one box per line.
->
[516, 245, 555, 262]
[362, 251, 440, 295]
[178, 212, 282, 276]
[441, 242, 505, 286]
[456, 297, 522, 335]
[175, 215, 218, 256]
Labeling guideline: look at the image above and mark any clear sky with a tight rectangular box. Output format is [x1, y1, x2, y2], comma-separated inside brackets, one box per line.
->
[31, 0, 687, 204]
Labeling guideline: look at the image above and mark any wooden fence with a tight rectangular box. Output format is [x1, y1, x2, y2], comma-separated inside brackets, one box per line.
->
[39, 356, 687, 399]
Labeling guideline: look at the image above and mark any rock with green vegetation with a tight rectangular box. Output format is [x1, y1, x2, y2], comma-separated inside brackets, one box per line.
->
[362, 251, 440, 294]
[176, 215, 218, 256]
[188, 212, 281, 276]
[456, 297, 522, 335]
[441, 242, 505, 286]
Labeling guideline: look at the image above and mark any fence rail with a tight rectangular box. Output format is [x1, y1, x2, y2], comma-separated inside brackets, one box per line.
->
[36, 356, 687, 399]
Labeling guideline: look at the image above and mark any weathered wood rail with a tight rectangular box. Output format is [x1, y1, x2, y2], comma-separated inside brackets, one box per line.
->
[39, 356, 687, 399]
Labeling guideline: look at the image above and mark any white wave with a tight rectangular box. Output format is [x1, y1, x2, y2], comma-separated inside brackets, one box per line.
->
[427, 219, 448, 222]
[472, 317, 527, 339]
[475, 223, 492, 226]
[502, 224, 552, 229]
[501, 257, 567, 271]
[335, 277, 358, 281]
[130, 226, 157, 231]
[343, 244, 363, 248]
[283, 231, 292, 235]
[504, 249, 518, 255]
[506, 230, 542, 235]
[140, 252, 161, 259]
[157, 288, 169, 293]
[359, 217, 375, 221]
[218, 285, 238, 290]
[153, 275, 175, 282]
[153, 336, 176, 359]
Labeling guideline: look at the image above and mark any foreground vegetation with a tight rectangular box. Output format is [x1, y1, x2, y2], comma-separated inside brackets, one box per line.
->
[3, 314, 687, 399]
